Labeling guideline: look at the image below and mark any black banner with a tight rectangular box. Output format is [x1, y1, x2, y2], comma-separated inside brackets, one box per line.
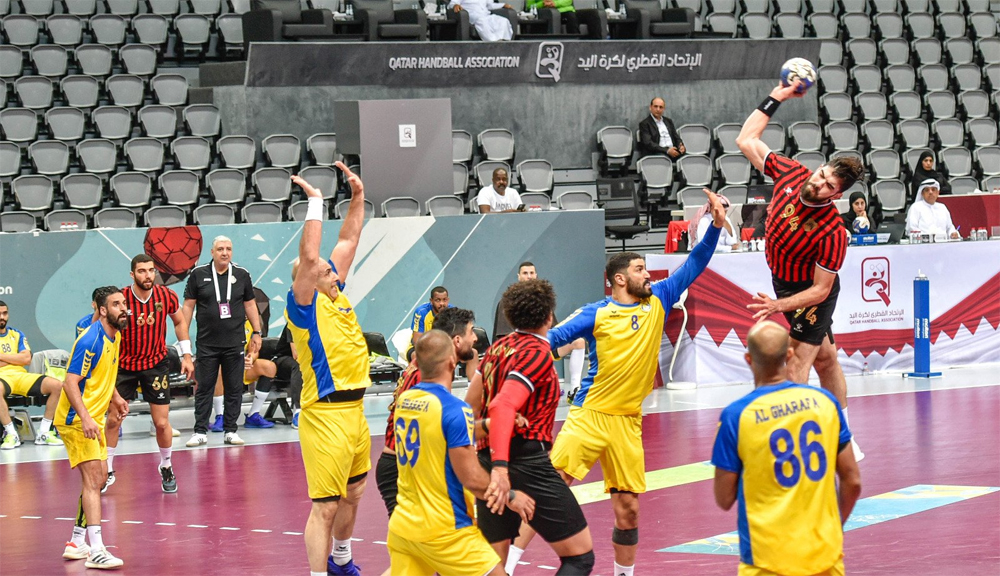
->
[245, 39, 821, 88]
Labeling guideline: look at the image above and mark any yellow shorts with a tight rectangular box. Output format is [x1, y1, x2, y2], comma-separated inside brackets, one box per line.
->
[550, 406, 646, 493]
[387, 525, 500, 576]
[0, 371, 45, 397]
[739, 557, 844, 576]
[299, 400, 371, 500]
[56, 423, 107, 469]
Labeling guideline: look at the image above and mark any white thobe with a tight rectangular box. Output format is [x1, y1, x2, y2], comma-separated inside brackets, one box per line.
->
[906, 199, 958, 237]
[450, 0, 513, 41]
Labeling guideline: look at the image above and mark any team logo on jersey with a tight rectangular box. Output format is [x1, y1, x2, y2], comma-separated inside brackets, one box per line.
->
[337, 307, 353, 315]
[641, 303, 651, 312]
[81, 350, 95, 375]
[803, 218, 818, 232]
[785, 187, 794, 195]
[154, 302, 163, 313]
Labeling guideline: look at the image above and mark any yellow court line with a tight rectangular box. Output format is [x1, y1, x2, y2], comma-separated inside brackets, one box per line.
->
[571, 461, 716, 505]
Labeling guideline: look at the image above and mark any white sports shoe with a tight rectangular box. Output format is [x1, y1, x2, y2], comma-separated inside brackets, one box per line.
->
[224, 432, 245, 446]
[149, 425, 181, 437]
[35, 432, 64, 446]
[63, 541, 91, 560]
[852, 438, 865, 462]
[85, 547, 124, 569]
[185, 433, 208, 447]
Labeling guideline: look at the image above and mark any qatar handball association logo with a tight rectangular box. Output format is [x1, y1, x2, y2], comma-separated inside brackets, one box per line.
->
[861, 257, 890, 306]
[535, 42, 564, 82]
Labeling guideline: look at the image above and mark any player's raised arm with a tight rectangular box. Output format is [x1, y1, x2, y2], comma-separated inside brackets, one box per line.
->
[547, 307, 595, 352]
[736, 82, 804, 172]
[653, 189, 725, 305]
[290, 173, 326, 306]
[329, 161, 365, 283]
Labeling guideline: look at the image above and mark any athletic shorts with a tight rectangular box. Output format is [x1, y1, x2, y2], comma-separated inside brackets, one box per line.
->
[476, 444, 588, 544]
[0, 371, 45, 398]
[388, 525, 499, 576]
[57, 423, 107, 469]
[375, 450, 399, 518]
[299, 400, 371, 500]
[739, 557, 844, 576]
[116, 356, 171, 405]
[550, 406, 646, 494]
[773, 276, 840, 346]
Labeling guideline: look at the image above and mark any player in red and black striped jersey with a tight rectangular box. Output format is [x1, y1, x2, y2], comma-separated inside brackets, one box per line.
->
[104, 254, 195, 494]
[737, 79, 866, 462]
[375, 307, 479, 517]
[475, 280, 594, 576]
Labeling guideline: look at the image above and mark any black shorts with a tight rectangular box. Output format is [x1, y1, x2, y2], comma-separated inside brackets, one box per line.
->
[375, 451, 398, 518]
[116, 356, 171, 405]
[774, 275, 840, 346]
[476, 443, 588, 545]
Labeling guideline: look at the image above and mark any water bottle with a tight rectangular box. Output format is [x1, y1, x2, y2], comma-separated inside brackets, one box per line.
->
[346, 2, 353, 17]
[862, 361, 870, 376]
[530, 4, 537, 16]
[618, 1, 626, 16]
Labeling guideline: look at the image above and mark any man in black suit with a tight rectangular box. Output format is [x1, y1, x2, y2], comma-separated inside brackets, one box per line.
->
[637, 97, 686, 159]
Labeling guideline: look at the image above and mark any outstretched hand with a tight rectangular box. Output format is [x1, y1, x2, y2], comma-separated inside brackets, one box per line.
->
[703, 188, 726, 228]
[769, 79, 807, 102]
[748, 292, 780, 321]
[335, 161, 364, 197]
[290, 174, 323, 199]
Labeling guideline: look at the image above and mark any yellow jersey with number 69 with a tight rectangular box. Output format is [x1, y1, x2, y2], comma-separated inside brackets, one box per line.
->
[55, 320, 121, 428]
[711, 381, 852, 576]
[285, 260, 371, 409]
[388, 382, 477, 543]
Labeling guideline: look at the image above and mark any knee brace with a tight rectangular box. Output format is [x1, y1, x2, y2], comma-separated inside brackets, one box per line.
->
[556, 550, 595, 576]
[612, 527, 639, 546]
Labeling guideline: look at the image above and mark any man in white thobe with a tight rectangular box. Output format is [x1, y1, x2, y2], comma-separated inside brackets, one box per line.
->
[906, 179, 960, 240]
[450, 0, 514, 41]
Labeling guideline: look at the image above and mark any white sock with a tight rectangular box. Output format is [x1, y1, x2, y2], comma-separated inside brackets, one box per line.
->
[87, 525, 104, 550]
[249, 389, 269, 417]
[159, 448, 172, 469]
[614, 562, 634, 576]
[332, 538, 351, 566]
[71, 525, 86, 546]
[40, 418, 53, 436]
[842, 407, 851, 425]
[311, 572, 327, 576]
[106, 446, 116, 473]
[3, 422, 15, 437]
[505, 545, 525, 575]
[213, 395, 224, 417]
[567, 348, 584, 389]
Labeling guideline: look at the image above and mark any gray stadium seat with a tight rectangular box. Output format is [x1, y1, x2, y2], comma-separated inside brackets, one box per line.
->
[474, 160, 510, 186]
[0, 108, 38, 144]
[556, 190, 595, 210]
[298, 165, 338, 200]
[866, 149, 901, 179]
[334, 198, 375, 219]
[717, 184, 747, 205]
[30, 45, 69, 78]
[793, 151, 825, 172]
[453, 163, 469, 196]
[885, 64, 916, 92]
[984, 175, 1000, 192]
[1, 211, 38, 233]
[890, 91, 922, 120]
[242, 201, 283, 223]
[174, 14, 212, 56]
[636, 155, 673, 204]
[520, 192, 550, 211]
[818, 40, 843, 66]
[253, 167, 292, 203]
[190, 0, 223, 15]
[596, 126, 633, 175]
[862, 119, 896, 150]
[14, 76, 54, 110]
[855, 92, 888, 121]
[45, 209, 90, 231]
[936, 13, 965, 39]
[775, 12, 805, 37]
[477, 129, 515, 162]
[959, 90, 989, 120]
[944, 37, 974, 65]
[288, 199, 327, 221]
[967, 118, 997, 147]
[905, 12, 934, 39]
[133, 14, 170, 48]
[45, 107, 86, 143]
[381, 196, 421, 217]
[12, 174, 54, 214]
[307, 133, 339, 166]
[818, 65, 848, 93]
[93, 207, 137, 228]
[975, 147, 1000, 177]
[677, 185, 706, 208]
[0, 46, 21, 80]
[89, 14, 128, 47]
[713, 123, 742, 154]
[925, 91, 957, 121]
[47, 15, 85, 46]
[120, 44, 158, 78]
[820, 92, 852, 122]
[841, 12, 871, 39]
[207, 169, 248, 204]
[77, 139, 117, 176]
[790, 121, 823, 153]
[852, 65, 884, 94]
[217, 135, 256, 171]
[939, 147, 972, 178]
[951, 64, 982, 92]
[145, 205, 188, 227]
[148, 0, 181, 18]
[139, 105, 179, 140]
[262, 134, 301, 170]
[899, 119, 930, 148]
[28, 140, 70, 177]
[949, 176, 979, 195]
[873, 180, 905, 212]
[92, 106, 133, 143]
[846, 38, 877, 66]
[879, 38, 910, 65]
[183, 104, 221, 139]
[677, 124, 711, 156]
[193, 203, 236, 225]
[425, 195, 464, 216]
[62, 173, 104, 213]
[151, 74, 189, 107]
[978, 37, 1000, 65]
[677, 154, 713, 187]
[158, 170, 200, 209]
[0, 141, 21, 183]
[761, 122, 786, 154]
[707, 13, 737, 36]
[107, 74, 146, 108]
[106, 0, 139, 16]
[516, 159, 553, 195]
[808, 13, 839, 38]
[740, 12, 771, 38]
[110, 171, 152, 211]
[60, 75, 100, 110]
[903, 148, 932, 175]
[932, 118, 965, 148]
[74, 44, 114, 79]
[874, 12, 903, 39]
[171, 136, 212, 172]
[124, 138, 165, 173]
[826, 121, 859, 151]
[2, 15, 41, 47]
[217, 14, 245, 57]
[716, 153, 751, 186]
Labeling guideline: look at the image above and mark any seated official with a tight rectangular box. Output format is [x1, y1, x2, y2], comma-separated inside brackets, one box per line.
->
[690, 193, 739, 250]
[906, 179, 959, 240]
[477, 168, 524, 214]
[841, 191, 870, 235]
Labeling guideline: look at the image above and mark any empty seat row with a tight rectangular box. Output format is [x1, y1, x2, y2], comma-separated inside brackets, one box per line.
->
[0, 103, 219, 144]
[2, 0, 238, 18]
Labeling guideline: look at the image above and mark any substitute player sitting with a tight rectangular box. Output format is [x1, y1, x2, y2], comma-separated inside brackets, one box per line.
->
[56, 287, 130, 570]
[712, 320, 861, 576]
[285, 165, 369, 576]
[388, 330, 534, 576]
[0, 300, 66, 448]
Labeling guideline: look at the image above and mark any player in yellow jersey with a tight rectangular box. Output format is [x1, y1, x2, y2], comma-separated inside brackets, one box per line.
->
[388, 330, 535, 576]
[55, 287, 130, 570]
[514, 190, 726, 576]
[712, 321, 861, 576]
[0, 300, 67, 448]
[285, 164, 370, 576]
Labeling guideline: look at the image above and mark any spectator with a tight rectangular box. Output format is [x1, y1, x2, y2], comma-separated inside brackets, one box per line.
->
[840, 191, 870, 235]
[525, 0, 579, 34]
[477, 168, 524, 213]
[182, 236, 263, 448]
[450, 0, 514, 41]
[906, 179, 959, 240]
[406, 286, 453, 361]
[637, 97, 685, 159]
[909, 151, 950, 204]
[689, 192, 740, 250]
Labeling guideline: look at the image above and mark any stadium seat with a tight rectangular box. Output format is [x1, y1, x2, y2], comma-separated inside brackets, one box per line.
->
[866, 149, 901, 179]
[0, 211, 38, 233]
[252, 167, 293, 203]
[596, 126, 634, 175]
[793, 151, 825, 172]
[175, 14, 213, 57]
[93, 207, 137, 228]
[207, 168, 249, 205]
[171, 136, 213, 173]
[817, 65, 849, 93]
[110, 171, 153, 212]
[298, 165, 338, 200]
[0, 141, 21, 183]
[872, 182, 905, 212]
[138, 105, 179, 140]
[984, 175, 1000, 192]
[45, 209, 89, 231]
[60, 76, 100, 111]
[976, 147, 1000, 177]
[855, 92, 888, 121]
[925, 91, 957, 121]
[12, 174, 55, 215]
[0, 108, 38, 145]
[861, 119, 896, 151]
[381, 196, 421, 217]
[0, 46, 22, 80]
[452, 163, 469, 196]
[903, 147, 932, 175]
[242, 201, 284, 223]
[967, 118, 998, 147]
[846, 38, 878, 66]
[936, 12, 966, 39]
[217, 14, 246, 58]
[14, 76, 54, 110]
[184, 104, 222, 139]
[77, 139, 118, 177]
[422, 195, 461, 216]
[707, 13, 737, 36]
[90, 14, 128, 47]
[949, 176, 979, 195]
[978, 37, 1000, 65]
[959, 90, 990, 119]
[879, 38, 910, 65]
[124, 138, 166, 173]
[217, 135, 257, 171]
[448, 130, 473, 166]
[820, 92, 853, 122]
[951, 63, 983, 91]
[520, 192, 551, 210]
[944, 37, 974, 65]
[158, 170, 200, 210]
[775, 12, 805, 37]
[151, 74, 190, 107]
[818, 40, 843, 66]
[939, 147, 973, 178]
[761, 122, 786, 154]
[30, 45, 69, 78]
[556, 190, 595, 210]
[145, 205, 188, 227]
[477, 129, 515, 163]
[191, 0, 224, 16]
[28, 140, 70, 178]
[516, 159, 553, 195]
[2, 15, 41, 47]
[107, 74, 146, 109]
[790, 121, 824, 153]
[133, 14, 170, 49]
[474, 160, 510, 186]
[45, 107, 86, 144]
[713, 123, 742, 154]
[92, 106, 134, 144]
[262, 134, 301, 170]
[677, 185, 706, 207]
[334, 198, 375, 219]
[106, 0, 139, 16]
[851, 65, 883, 93]
[193, 203, 236, 225]
[884, 64, 916, 92]
[874, 12, 903, 39]
[932, 118, 965, 148]
[741, 12, 771, 38]
[905, 12, 934, 39]
[718, 184, 747, 205]
[716, 153, 751, 186]
[890, 91, 922, 120]
[841, 13, 871, 39]
[677, 123, 711, 156]
[898, 119, 930, 148]
[808, 13, 839, 38]
[307, 133, 339, 166]
[826, 121, 859, 152]
[288, 199, 327, 221]
[75, 44, 114, 79]
[636, 155, 673, 205]
[46, 14, 85, 46]
[677, 154, 713, 187]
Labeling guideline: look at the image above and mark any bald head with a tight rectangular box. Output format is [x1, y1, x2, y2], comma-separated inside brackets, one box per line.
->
[415, 329, 457, 381]
[745, 321, 790, 384]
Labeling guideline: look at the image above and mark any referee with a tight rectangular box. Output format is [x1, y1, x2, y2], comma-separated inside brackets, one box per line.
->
[182, 236, 262, 447]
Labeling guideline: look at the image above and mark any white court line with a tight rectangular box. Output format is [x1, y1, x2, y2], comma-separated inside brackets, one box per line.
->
[537, 565, 558, 570]
[20, 516, 41, 519]
[55, 517, 74, 521]
[283, 531, 303, 536]
[122, 521, 143, 524]
[373, 540, 387, 545]
[251, 529, 272, 533]
[187, 525, 208, 529]
[156, 522, 176, 526]
[350, 537, 363, 542]
[220, 527, 239, 531]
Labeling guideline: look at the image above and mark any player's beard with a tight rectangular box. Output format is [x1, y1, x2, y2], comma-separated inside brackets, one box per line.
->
[457, 345, 475, 362]
[0, 319, 6, 331]
[108, 310, 129, 330]
[626, 277, 653, 299]
[801, 181, 823, 203]
[139, 278, 154, 290]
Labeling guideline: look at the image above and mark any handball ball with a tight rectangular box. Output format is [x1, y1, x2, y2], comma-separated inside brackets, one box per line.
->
[780, 58, 817, 93]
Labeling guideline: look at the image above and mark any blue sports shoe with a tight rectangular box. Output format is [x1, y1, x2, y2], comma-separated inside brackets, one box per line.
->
[328, 557, 361, 576]
[291, 412, 299, 430]
[244, 413, 274, 429]
[209, 415, 224, 433]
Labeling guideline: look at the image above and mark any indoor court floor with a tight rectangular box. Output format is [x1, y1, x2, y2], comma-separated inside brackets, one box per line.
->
[2, 364, 998, 576]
